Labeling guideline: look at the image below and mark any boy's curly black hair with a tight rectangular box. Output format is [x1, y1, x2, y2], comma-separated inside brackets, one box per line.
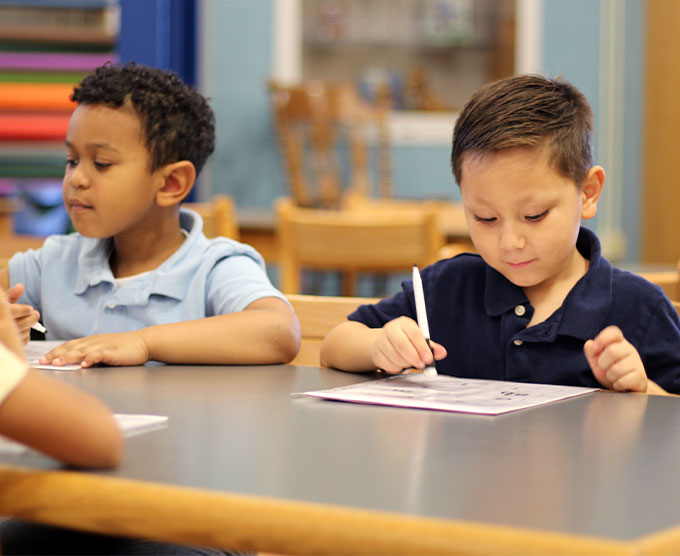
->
[71, 62, 215, 176]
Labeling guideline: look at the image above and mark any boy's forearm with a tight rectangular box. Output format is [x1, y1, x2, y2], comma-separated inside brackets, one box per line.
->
[0, 370, 122, 468]
[140, 302, 301, 365]
[320, 321, 380, 372]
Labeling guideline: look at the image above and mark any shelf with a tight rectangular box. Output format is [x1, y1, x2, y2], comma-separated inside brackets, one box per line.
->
[0, 142, 65, 179]
[0, 0, 114, 7]
[304, 38, 494, 50]
[0, 27, 115, 45]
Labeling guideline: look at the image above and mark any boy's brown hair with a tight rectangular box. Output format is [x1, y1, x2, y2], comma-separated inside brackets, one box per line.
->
[451, 74, 593, 187]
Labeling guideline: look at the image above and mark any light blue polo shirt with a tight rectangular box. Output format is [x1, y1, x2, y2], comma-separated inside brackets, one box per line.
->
[9, 208, 286, 341]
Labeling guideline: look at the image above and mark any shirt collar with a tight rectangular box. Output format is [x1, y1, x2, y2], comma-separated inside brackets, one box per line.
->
[557, 227, 612, 339]
[483, 226, 612, 339]
[73, 208, 209, 301]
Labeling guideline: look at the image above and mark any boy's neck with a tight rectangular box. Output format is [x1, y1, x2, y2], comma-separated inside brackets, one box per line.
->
[109, 214, 186, 278]
[522, 249, 590, 327]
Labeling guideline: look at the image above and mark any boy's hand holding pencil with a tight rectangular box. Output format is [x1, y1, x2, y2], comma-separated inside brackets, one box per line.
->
[371, 316, 447, 374]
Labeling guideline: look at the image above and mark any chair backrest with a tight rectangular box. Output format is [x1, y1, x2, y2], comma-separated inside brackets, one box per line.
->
[269, 80, 391, 208]
[672, 300, 680, 317]
[276, 197, 444, 295]
[185, 194, 239, 240]
[286, 293, 379, 366]
[343, 195, 474, 256]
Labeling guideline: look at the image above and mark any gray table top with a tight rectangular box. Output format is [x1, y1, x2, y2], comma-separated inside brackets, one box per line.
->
[4, 364, 680, 542]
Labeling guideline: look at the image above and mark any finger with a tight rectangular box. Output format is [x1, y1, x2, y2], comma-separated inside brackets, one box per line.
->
[40, 342, 76, 363]
[14, 310, 39, 331]
[403, 326, 436, 365]
[56, 348, 89, 364]
[611, 368, 647, 393]
[81, 349, 106, 368]
[591, 325, 624, 351]
[429, 340, 447, 361]
[8, 303, 33, 319]
[375, 342, 413, 373]
[385, 327, 427, 369]
[595, 342, 629, 373]
[5, 283, 24, 304]
[584, 339, 611, 388]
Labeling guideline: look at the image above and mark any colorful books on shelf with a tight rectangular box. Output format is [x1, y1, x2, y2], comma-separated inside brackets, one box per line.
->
[0, 0, 119, 235]
[0, 113, 71, 141]
[0, 51, 118, 142]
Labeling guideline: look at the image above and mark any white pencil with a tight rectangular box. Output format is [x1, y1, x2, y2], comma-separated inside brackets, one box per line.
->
[412, 265, 437, 376]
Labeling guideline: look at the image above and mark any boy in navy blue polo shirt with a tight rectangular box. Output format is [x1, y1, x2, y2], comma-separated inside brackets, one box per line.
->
[321, 74, 680, 395]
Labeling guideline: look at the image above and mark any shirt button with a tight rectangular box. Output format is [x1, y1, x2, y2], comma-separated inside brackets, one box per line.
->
[513, 339, 523, 346]
[514, 305, 526, 316]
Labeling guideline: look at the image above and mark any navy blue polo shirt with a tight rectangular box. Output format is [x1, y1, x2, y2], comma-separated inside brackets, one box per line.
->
[349, 227, 680, 393]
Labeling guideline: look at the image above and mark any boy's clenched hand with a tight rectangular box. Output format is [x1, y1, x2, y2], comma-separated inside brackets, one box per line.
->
[584, 325, 647, 393]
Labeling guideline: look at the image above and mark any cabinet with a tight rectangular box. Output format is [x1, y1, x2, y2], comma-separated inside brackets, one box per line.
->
[301, 0, 515, 112]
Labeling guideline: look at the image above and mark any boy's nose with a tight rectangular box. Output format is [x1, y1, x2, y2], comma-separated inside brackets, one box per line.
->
[67, 165, 90, 189]
[499, 223, 526, 251]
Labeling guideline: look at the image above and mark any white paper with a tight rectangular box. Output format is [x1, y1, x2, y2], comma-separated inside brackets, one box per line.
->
[0, 414, 169, 455]
[24, 341, 82, 371]
[302, 374, 597, 415]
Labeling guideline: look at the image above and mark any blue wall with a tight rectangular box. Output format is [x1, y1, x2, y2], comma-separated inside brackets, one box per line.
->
[541, 0, 644, 261]
[204, 0, 287, 206]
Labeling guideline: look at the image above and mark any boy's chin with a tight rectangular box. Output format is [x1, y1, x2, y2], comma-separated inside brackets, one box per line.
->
[71, 226, 111, 239]
[495, 267, 542, 289]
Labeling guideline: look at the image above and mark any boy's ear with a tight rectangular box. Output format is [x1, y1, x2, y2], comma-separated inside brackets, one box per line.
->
[155, 161, 196, 207]
[581, 165, 605, 220]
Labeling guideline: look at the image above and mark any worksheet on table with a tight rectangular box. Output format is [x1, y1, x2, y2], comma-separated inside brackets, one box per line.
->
[301, 373, 597, 415]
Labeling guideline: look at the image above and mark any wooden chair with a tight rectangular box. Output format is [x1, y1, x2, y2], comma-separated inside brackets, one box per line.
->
[343, 195, 475, 257]
[286, 293, 379, 366]
[638, 270, 679, 301]
[276, 197, 444, 296]
[269, 80, 392, 209]
[185, 194, 239, 240]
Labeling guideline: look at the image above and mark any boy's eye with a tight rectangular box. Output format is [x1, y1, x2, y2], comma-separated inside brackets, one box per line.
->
[65, 158, 78, 168]
[525, 210, 549, 222]
[473, 214, 496, 223]
[94, 162, 112, 170]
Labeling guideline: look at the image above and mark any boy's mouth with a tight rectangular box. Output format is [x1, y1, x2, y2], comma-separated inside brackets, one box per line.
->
[68, 199, 93, 212]
[506, 259, 534, 269]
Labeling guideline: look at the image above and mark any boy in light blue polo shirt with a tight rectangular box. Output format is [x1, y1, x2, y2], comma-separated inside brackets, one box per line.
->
[1, 62, 300, 368]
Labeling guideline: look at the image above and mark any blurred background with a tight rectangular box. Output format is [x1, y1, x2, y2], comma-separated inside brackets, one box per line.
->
[2, 0, 677, 279]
